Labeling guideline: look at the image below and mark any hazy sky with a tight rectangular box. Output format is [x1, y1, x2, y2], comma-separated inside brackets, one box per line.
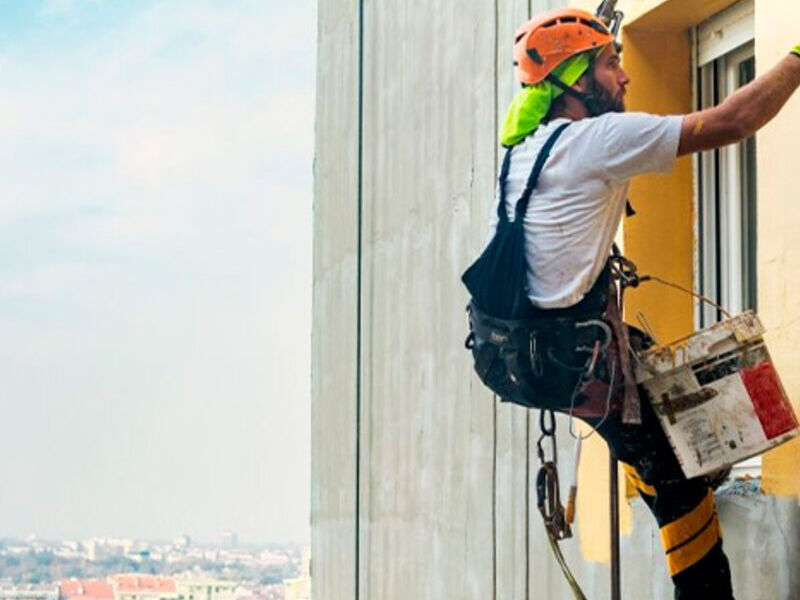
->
[0, 0, 314, 544]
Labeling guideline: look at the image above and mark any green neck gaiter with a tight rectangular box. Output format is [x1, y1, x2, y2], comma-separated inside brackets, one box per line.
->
[500, 52, 593, 147]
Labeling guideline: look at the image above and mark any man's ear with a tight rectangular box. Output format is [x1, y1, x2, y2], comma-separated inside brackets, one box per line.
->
[572, 73, 589, 93]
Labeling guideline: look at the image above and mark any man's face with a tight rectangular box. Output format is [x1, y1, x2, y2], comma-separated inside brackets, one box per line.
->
[581, 43, 630, 114]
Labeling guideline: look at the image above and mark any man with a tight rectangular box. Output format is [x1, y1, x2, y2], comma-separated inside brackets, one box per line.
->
[476, 7, 800, 599]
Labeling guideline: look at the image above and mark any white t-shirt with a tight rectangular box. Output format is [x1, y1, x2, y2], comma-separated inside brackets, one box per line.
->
[487, 112, 683, 309]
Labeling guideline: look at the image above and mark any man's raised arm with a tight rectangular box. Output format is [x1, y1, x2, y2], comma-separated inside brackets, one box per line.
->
[678, 49, 800, 156]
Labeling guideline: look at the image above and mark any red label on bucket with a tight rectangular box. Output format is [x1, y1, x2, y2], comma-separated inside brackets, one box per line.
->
[740, 361, 799, 439]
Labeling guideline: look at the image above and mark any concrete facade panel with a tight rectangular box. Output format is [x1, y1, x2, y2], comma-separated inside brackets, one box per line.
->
[493, 2, 533, 599]
[311, 1, 360, 598]
[357, 0, 497, 596]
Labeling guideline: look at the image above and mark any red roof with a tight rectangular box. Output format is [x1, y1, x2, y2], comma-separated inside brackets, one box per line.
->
[111, 576, 177, 595]
[59, 580, 114, 600]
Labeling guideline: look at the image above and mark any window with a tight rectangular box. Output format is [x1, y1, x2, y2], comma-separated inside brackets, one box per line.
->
[695, 0, 756, 327]
[694, 0, 759, 477]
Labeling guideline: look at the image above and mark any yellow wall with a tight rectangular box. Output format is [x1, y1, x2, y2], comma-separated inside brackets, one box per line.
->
[621, 28, 694, 342]
[569, 0, 800, 562]
[617, 0, 800, 503]
[753, 0, 800, 498]
[573, 0, 736, 28]
[575, 424, 632, 563]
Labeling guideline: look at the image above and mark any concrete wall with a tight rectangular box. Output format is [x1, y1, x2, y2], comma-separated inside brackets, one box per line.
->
[313, 1, 800, 598]
[311, 0, 359, 596]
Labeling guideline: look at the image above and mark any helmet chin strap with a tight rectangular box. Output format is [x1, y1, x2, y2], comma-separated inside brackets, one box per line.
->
[545, 59, 603, 117]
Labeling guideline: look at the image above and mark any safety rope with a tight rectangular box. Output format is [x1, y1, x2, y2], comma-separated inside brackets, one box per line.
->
[545, 533, 589, 600]
[645, 275, 732, 320]
[535, 409, 589, 600]
[609, 248, 732, 319]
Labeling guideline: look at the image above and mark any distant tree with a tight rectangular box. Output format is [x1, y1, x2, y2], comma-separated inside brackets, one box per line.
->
[66, 565, 83, 578]
[36, 552, 55, 567]
[5, 555, 20, 568]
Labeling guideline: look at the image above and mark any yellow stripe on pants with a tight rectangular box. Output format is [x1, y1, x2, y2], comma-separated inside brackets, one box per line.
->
[621, 462, 656, 497]
[660, 490, 722, 576]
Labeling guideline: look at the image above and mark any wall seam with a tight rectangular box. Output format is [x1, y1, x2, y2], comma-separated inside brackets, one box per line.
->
[492, 0, 500, 599]
[525, 2, 532, 595]
[525, 412, 531, 600]
[355, 0, 364, 597]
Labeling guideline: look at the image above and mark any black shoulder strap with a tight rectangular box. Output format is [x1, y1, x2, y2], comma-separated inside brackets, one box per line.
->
[496, 147, 513, 224]
[515, 122, 571, 221]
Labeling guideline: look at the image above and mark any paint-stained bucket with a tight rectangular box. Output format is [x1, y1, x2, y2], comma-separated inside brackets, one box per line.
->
[634, 311, 799, 478]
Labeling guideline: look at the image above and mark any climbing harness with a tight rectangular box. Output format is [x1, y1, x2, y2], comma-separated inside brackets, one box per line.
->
[463, 89, 630, 600]
[463, 5, 635, 596]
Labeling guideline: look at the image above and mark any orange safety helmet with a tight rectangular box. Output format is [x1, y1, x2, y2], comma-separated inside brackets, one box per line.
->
[513, 8, 614, 86]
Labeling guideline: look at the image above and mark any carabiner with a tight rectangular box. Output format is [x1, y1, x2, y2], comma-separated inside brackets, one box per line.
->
[540, 408, 556, 437]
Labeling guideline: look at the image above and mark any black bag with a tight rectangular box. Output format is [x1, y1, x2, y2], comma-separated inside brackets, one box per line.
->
[462, 123, 578, 409]
[462, 123, 571, 320]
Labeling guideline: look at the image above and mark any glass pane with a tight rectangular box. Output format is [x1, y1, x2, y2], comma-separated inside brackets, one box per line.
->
[697, 61, 720, 327]
[739, 57, 758, 313]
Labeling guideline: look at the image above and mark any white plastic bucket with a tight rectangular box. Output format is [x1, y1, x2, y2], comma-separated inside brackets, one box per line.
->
[634, 312, 799, 478]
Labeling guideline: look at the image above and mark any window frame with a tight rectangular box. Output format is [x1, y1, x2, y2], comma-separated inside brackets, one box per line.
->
[693, 1, 759, 477]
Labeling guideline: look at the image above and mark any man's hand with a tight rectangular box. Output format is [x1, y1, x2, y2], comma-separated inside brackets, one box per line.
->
[677, 49, 800, 156]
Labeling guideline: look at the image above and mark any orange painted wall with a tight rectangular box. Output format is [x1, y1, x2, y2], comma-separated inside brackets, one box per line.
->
[621, 28, 694, 343]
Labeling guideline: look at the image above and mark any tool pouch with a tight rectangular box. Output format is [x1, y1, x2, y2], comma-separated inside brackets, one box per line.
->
[466, 302, 609, 410]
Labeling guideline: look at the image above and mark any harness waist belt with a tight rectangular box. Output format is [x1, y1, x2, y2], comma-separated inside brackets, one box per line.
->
[469, 301, 604, 351]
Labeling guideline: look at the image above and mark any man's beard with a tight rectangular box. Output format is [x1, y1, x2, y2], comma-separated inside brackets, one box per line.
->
[586, 76, 625, 115]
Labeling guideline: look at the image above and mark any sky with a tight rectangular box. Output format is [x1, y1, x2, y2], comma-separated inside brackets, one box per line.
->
[0, 0, 315, 544]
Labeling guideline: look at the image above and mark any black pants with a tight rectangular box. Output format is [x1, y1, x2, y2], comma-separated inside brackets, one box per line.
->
[578, 399, 735, 600]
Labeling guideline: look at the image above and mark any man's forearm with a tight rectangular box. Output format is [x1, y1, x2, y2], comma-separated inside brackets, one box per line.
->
[726, 53, 800, 138]
[678, 49, 800, 155]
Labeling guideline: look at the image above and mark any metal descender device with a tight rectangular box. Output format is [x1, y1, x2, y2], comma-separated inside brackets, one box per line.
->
[596, 0, 624, 37]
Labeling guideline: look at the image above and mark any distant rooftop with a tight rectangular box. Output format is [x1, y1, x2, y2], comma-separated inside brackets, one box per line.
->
[58, 581, 113, 600]
[110, 577, 176, 595]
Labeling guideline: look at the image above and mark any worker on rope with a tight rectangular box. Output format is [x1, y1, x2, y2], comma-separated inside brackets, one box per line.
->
[463, 6, 800, 600]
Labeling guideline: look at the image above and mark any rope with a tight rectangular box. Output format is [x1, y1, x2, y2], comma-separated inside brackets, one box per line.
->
[644, 275, 732, 320]
[536, 411, 589, 600]
[545, 532, 589, 600]
[568, 358, 616, 441]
